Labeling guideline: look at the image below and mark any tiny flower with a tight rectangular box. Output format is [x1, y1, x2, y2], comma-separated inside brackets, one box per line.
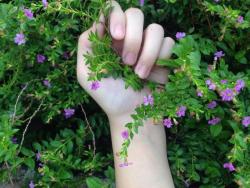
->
[176, 32, 186, 40]
[14, 33, 26, 45]
[214, 51, 225, 61]
[37, 54, 46, 63]
[143, 94, 154, 106]
[237, 16, 244, 23]
[121, 130, 129, 139]
[214, 0, 220, 2]
[197, 90, 203, 97]
[63, 108, 75, 119]
[42, 0, 48, 8]
[23, 8, 34, 19]
[163, 118, 173, 128]
[139, 0, 144, 6]
[36, 152, 41, 161]
[29, 181, 35, 188]
[242, 116, 250, 128]
[11, 137, 17, 144]
[43, 80, 51, 88]
[38, 163, 43, 167]
[206, 79, 216, 90]
[220, 88, 234, 101]
[221, 80, 227, 84]
[234, 79, 245, 93]
[176, 106, 187, 117]
[208, 117, 221, 125]
[207, 101, 217, 109]
[63, 51, 70, 59]
[223, 162, 235, 172]
[90, 81, 100, 90]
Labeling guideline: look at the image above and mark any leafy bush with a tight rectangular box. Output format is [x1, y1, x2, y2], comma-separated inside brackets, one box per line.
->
[0, 0, 249, 187]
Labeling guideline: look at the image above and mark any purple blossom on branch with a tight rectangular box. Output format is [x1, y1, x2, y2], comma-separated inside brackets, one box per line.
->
[63, 108, 75, 119]
[220, 88, 234, 101]
[234, 79, 245, 93]
[139, 0, 144, 6]
[197, 90, 203, 97]
[43, 80, 51, 88]
[176, 106, 187, 117]
[14, 33, 26, 45]
[42, 0, 48, 8]
[208, 117, 221, 125]
[237, 16, 244, 23]
[29, 181, 35, 188]
[11, 137, 18, 144]
[23, 9, 34, 19]
[223, 162, 235, 172]
[206, 79, 216, 90]
[221, 80, 227, 84]
[121, 130, 129, 139]
[143, 94, 154, 106]
[90, 81, 100, 90]
[163, 118, 173, 128]
[242, 116, 250, 128]
[37, 54, 46, 63]
[214, 0, 220, 2]
[176, 32, 186, 40]
[207, 101, 217, 109]
[214, 51, 225, 61]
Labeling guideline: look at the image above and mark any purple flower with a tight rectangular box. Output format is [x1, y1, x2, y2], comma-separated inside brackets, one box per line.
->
[63, 108, 75, 119]
[63, 51, 70, 59]
[221, 80, 227, 84]
[36, 152, 41, 161]
[237, 16, 244, 23]
[90, 81, 100, 90]
[139, 0, 144, 6]
[11, 137, 18, 144]
[206, 79, 216, 90]
[121, 130, 129, 139]
[234, 79, 245, 93]
[214, 51, 225, 61]
[197, 90, 203, 97]
[143, 94, 154, 106]
[242, 116, 250, 128]
[163, 118, 173, 128]
[23, 9, 34, 19]
[208, 117, 221, 125]
[214, 0, 220, 2]
[223, 162, 235, 172]
[176, 32, 186, 40]
[42, 0, 48, 8]
[220, 88, 234, 101]
[176, 106, 187, 117]
[38, 163, 43, 167]
[207, 101, 217, 109]
[14, 33, 26, 45]
[37, 54, 46, 63]
[43, 80, 51, 88]
[29, 181, 35, 188]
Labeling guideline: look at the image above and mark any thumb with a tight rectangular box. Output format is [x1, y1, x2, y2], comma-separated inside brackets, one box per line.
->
[77, 15, 105, 89]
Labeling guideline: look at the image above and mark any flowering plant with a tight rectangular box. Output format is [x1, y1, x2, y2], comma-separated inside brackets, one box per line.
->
[0, 0, 249, 187]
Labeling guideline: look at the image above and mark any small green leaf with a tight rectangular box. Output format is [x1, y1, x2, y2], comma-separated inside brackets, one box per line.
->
[210, 125, 222, 137]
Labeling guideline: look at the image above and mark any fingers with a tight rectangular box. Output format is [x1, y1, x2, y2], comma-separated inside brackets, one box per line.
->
[158, 37, 175, 59]
[122, 8, 144, 65]
[135, 24, 164, 79]
[109, 0, 126, 40]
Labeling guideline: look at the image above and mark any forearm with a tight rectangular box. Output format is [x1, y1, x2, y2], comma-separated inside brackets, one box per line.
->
[108, 114, 175, 188]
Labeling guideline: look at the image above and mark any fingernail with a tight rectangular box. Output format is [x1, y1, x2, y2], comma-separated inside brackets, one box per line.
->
[135, 64, 149, 79]
[114, 24, 124, 39]
[123, 52, 136, 65]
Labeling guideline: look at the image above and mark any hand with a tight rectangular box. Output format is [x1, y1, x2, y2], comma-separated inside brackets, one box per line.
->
[77, 1, 175, 118]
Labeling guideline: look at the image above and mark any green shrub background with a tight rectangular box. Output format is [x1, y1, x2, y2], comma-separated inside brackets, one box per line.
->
[0, 0, 250, 187]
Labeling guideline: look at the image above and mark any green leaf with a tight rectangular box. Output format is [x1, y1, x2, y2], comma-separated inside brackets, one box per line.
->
[210, 125, 222, 137]
[86, 177, 104, 188]
[24, 157, 35, 169]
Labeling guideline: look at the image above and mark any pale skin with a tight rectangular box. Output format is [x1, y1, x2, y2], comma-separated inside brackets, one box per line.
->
[77, 1, 175, 188]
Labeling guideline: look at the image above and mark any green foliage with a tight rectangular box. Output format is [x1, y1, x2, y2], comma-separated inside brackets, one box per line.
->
[0, 0, 250, 187]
